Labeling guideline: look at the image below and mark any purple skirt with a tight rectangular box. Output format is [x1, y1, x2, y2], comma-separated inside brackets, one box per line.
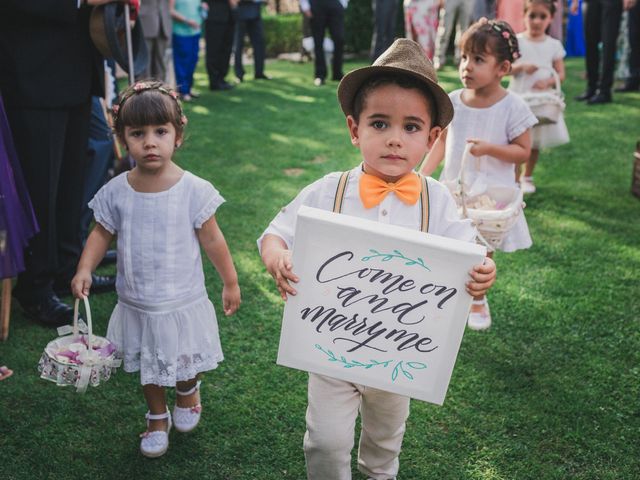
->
[0, 95, 38, 278]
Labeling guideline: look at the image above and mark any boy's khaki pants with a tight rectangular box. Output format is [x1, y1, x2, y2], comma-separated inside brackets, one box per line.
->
[303, 373, 410, 480]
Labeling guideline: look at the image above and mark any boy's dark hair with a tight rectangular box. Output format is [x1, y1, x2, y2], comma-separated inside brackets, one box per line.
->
[524, 0, 556, 16]
[113, 81, 186, 140]
[460, 19, 520, 64]
[352, 73, 437, 127]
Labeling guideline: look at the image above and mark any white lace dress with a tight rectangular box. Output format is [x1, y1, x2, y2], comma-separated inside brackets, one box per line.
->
[89, 171, 225, 386]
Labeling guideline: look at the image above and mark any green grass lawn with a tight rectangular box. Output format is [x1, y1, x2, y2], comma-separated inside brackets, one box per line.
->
[1, 57, 639, 480]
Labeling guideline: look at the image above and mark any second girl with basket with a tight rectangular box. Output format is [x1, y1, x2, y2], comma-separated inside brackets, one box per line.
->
[421, 18, 538, 330]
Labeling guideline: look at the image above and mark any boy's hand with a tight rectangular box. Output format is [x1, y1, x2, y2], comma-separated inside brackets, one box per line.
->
[265, 249, 299, 301]
[524, 64, 538, 74]
[466, 257, 496, 297]
[71, 270, 93, 299]
[222, 282, 241, 316]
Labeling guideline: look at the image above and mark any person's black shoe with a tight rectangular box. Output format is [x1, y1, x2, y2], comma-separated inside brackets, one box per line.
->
[614, 80, 640, 92]
[100, 249, 117, 267]
[332, 73, 344, 81]
[14, 292, 77, 327]
[53, 274, 116, 297]
[254, 74, 271, 80]
[210, 81, 234, 91]
[236, 75, 244, 83]
[575, 90, 597, 101]
[587, 91, 612, 105]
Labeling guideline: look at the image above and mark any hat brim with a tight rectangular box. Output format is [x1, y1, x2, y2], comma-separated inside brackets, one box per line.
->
[337, 65, 454, 129]
[90, 4, 149, 77]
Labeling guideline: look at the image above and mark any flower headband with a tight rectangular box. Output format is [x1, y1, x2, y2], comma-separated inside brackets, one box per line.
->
[111, 81, 188, 128]
[478, 17, 520, 62]
[490, 20, 520, 61]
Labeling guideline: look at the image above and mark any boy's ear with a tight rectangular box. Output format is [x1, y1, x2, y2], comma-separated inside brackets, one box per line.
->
[427, 126, 442, 149]
[346, 115, 360, 147]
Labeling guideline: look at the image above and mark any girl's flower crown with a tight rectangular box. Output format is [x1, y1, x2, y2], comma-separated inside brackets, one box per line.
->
[478, 17, 520, 62]
[111, 81, 188, 128]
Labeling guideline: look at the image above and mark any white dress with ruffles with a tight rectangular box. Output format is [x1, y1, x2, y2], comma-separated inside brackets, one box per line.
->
[440, 89, 538, 252]
[89, 171, 225, 386]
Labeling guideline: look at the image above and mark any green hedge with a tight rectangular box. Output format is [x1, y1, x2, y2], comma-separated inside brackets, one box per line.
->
[262, 3, 405, 57]
[263, 13, 303, 57]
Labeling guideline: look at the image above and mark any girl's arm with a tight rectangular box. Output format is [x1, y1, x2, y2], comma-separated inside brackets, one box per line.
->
[467, 129, 532, 165]
[553, 57, 565, 83]
[533, 58, 565, 89]
[510, 63, 538, 76]
[170, 0, 200, 28]
[197, 215, 241, 315]
[420, 128, 447, 176]
[71, 224, 114, 298]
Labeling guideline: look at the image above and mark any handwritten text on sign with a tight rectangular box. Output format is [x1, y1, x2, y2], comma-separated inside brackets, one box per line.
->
[277, 206, 486, 404]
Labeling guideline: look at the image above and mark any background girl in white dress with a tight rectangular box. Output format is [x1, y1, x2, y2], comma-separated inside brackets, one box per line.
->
[509, 0, 570, 194]
[421, 18, 537, 331]
[71, 82, 241, 458]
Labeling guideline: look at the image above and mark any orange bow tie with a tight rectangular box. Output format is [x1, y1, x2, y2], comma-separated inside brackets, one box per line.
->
[359, 172, 421, 209]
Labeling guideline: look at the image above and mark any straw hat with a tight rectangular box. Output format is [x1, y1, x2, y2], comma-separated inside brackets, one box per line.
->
[89, 4, 149, 77]
[337, 39, 453, 129]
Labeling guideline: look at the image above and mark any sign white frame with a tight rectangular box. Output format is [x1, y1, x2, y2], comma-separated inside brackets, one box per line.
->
[277, 206, 486, 405]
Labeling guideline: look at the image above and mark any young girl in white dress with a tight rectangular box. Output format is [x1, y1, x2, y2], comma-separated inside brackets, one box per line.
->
[421, 18, 537, 330]
[509, 0, 569, 194]
[71, 81, 241, 458]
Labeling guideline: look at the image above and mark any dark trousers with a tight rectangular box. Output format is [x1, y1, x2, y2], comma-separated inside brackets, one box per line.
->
[234, 5, 266, 79]
[173, 33, 201, 95]
[205, 11, 235, 86]
[584, 0, 623, 94]
[370, 0, 399, 61]
[6, 101, 91, 297]
[627, 2, 640, 82]
[80, 97, 113, 243]
[310, 0, 345, 81]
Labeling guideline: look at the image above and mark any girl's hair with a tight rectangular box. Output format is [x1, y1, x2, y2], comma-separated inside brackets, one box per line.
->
[352, 73, 436, 127]
[459, 18, 520, 64]
[112, 81, 187, 139]
[524, 0, 556, 15]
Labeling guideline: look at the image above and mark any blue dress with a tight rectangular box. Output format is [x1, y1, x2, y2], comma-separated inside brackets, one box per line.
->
[566, 0, 586, 57]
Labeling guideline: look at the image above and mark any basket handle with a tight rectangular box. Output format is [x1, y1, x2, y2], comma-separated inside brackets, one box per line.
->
[534, 65, 561, 96]
[73, 297, 94, 351]
[458, 142, 475, 219]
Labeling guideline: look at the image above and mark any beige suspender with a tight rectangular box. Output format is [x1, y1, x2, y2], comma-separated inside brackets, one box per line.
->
[333, 171, 430, 233]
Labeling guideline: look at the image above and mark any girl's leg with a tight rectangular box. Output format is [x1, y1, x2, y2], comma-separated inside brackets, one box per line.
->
[521, 149, 539, 193]
[176, 377, 200, 408]
[172, 34, 190, 96]
[524, 149, 539, 178]
[186, 34, 201, 94]
[142, 384, 168, 431]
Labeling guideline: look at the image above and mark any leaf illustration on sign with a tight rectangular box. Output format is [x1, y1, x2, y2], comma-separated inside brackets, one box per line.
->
[361, 249, 431, 271]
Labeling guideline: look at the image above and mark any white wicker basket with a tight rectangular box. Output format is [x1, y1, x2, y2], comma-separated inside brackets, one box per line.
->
[519, 66, 565, 125]
[38, 297, 121, 393]
[448, 144, 524, 251]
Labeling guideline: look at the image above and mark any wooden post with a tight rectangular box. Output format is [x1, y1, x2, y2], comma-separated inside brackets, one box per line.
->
[1, 278, 11, 341]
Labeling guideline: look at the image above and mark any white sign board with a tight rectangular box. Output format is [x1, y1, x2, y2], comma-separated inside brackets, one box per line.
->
[277, 206, 486, 405]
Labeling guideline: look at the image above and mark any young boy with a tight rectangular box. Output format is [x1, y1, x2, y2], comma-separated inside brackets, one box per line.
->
[258, 39, 497, 480]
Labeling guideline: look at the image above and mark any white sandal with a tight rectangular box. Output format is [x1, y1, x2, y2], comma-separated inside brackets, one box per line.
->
[467, 298, 491, 331]
[173, 380, 202, 433]
[140, 408, 172, 458]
